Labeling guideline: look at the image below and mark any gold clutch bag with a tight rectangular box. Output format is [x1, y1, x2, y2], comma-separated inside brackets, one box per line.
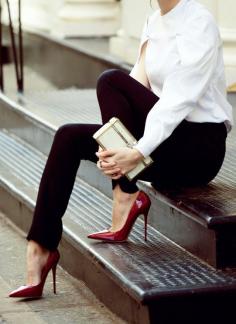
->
[93, 117, 153, 181]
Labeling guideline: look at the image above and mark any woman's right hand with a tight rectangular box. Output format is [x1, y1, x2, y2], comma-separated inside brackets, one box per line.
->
[96, 146, 122, 180]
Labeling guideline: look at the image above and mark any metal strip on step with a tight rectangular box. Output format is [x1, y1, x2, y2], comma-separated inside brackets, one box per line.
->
[1, 129, 236, 303]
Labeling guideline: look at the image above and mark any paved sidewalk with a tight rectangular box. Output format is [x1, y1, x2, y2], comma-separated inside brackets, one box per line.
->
[0, 212, 125, 324]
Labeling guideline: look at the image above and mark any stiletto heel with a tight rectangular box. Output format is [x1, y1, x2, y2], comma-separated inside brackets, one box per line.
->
[9, 249, 60, 298]
[52, 264, 57, 294]
[87, 190, 151, 242]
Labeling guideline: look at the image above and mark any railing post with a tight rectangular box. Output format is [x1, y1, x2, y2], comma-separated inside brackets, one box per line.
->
[18, 0, 23, 92]
[6, 0, 19, 88]
[5, 0, 24, 93]
[0, 1, 4, 91]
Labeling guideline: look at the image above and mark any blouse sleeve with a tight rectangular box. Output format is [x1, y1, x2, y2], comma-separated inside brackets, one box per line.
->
[129, 18, 149, 77]
[133, 14, 221, 158]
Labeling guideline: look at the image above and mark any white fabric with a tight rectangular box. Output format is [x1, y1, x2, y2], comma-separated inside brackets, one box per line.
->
[130, 0, 234, 158]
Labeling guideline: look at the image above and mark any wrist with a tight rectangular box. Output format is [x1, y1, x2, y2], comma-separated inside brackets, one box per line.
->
[132, 148, 144, 162]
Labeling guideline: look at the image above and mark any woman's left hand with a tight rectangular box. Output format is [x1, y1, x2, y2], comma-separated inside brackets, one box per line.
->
[96, 147, 144, 180]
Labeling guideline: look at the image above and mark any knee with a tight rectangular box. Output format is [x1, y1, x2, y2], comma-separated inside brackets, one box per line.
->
[96, 69, 125, 93]
[54, 123, 95, 146]
[54, 124, 74, 143]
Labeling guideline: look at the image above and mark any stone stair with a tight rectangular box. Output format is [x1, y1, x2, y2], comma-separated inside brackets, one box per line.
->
[0, 78, 236, 323]
[1, 22, 236, 321]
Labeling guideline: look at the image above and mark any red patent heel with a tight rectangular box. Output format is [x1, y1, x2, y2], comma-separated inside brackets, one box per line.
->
[52, 263, 57, 294]
[87, 190, 151, 242]
[9, 249, 60, 298]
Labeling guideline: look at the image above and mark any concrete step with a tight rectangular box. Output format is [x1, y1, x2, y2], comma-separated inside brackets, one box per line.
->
[1, 84, 236, 268]
[1, 128, 236, 324]
[3, 25, 131, 89]
[2, 63, 56, 93]
[0, 211, 125, 324]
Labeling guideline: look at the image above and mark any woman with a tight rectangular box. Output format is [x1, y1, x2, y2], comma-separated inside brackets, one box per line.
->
[9, 0, 233, 298]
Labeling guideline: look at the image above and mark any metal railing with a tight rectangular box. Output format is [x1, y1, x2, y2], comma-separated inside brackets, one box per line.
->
[0, 0, 24, 92]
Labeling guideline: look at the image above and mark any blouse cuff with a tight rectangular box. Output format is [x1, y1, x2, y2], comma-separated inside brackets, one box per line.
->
[133, 140, 152, 159]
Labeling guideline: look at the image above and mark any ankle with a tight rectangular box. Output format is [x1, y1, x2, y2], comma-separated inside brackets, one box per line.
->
[27, 240, 49, 258]
[113, 185, 140, 202]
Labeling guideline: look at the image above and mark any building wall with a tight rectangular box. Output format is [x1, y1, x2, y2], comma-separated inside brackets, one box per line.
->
[2, 0, 236, 85]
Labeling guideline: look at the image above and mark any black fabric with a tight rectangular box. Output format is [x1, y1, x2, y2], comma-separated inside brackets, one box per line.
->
[27, 69, 227, 250]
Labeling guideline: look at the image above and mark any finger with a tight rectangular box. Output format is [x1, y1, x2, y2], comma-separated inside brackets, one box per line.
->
[100, 160, 117, 168]
[103, 168, 121, 175]
[97, 160, 107, 170]
[105, 171, 122, 179]
[96, 149, 117, 158]
[110, 173, 123, 180]
[97, 159, 115, 168]
[97, 161, 102, 170]
[97, 161, 118, 173]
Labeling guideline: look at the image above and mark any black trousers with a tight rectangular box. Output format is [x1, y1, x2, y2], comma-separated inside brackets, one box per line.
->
[27, 69, 227, 250]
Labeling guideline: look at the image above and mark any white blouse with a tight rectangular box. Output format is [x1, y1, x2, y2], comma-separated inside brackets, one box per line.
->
[130, 0, 234, 158]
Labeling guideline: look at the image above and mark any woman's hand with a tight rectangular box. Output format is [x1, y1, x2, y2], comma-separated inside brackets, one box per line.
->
[96, 146, 121, 179]
[96, 146, 144, 180]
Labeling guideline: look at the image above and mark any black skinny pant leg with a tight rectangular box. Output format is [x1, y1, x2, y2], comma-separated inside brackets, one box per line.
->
[96, 69, 159, 193]
[27, 69, 159, 250]
[27, 124, 101, 250]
